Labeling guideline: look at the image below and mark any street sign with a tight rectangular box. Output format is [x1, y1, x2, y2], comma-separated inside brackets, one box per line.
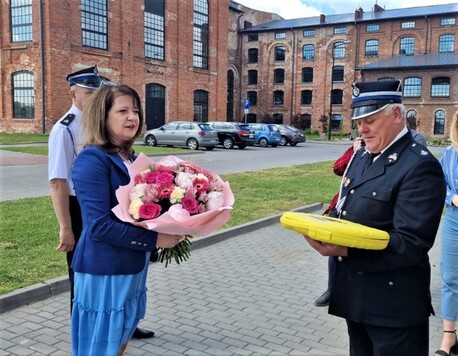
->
[244, 98, 250, 110]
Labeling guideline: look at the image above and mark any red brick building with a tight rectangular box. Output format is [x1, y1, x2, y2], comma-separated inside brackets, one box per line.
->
[1, 1, 457, 138]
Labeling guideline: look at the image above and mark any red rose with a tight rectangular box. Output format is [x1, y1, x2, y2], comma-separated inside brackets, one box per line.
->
[181, 196, 199, 214]
[144, 171, 160, 184]
[139, 202, 162, 219]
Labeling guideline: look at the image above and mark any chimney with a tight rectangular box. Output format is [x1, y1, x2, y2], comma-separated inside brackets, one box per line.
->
[354, 7, 363, 20]
[374, 4, 384, 12]
[320, 14, 326, 24]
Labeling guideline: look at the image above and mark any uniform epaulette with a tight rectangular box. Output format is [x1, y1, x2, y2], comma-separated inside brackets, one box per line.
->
[60, 113, 75, 126]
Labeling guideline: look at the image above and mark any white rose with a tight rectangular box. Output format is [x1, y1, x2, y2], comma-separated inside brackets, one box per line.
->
[128, 198, 143, 220]
[206, 191, 224, 210]
[176, 172, 194, 189]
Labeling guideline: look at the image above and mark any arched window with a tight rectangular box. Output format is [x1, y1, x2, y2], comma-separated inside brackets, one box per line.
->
[400, 37, 415, 55]
[145, 83, 165, 129]
[332, 66, 344, 82]
[403, 77, 421, 97]
[248, 48, 258, 63]
[247, 91, 257, 106]
[301, 114, 312, 130]
[144, 0, 165, 60]
[193, 90, 208, 122]
[12, 71, 35, 119]
[331, 89, 343, 105]
[273, 114, 283, 124]
[247, 70, 258, 85]
[439, 34, 455, 53]
[227, 70, 234, 122]
[433, 110, 445, 135]
[333, 42, 346, 59]
[302, 44, 315, 60]
[302, 67, 313, 83]
[365, 39, 379, 57]
[274, 46, 285, 61]
[193, 0, 209, 69]
[301, 90, 312, 105]
[274, 68, 285, 84]
[273, 91, 284, 106]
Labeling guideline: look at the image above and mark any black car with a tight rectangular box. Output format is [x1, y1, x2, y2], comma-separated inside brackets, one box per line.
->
[208, 122, 256, 149]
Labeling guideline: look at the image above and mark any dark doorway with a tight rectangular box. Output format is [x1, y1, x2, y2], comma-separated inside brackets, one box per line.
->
[145, 83, 165, 129]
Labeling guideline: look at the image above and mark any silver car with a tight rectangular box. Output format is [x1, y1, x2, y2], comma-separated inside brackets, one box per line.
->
[143, 121, 219, 150]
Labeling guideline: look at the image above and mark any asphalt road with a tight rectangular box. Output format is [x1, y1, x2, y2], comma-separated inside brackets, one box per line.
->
[0, 141, 351, 202]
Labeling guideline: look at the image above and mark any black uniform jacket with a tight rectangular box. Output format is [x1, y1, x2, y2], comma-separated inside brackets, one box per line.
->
[329, 132, 446, 328]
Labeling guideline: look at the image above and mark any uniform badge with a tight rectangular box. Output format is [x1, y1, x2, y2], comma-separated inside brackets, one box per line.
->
[343, 176, 351, 187]
[352, 86, 360, 97]
[387, 153, 398, 162]
[421, 150, 428, 156]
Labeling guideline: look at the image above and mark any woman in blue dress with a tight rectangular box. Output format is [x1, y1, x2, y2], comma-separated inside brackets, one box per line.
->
[436, 111, 458, 356]
[71, 84, 181, 356]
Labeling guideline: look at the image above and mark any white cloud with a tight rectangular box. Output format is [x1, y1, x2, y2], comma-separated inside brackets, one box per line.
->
[236, 0, 457, 18]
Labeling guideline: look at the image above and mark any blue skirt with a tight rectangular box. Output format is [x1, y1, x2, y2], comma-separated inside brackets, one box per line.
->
[71, 253, 150, 356]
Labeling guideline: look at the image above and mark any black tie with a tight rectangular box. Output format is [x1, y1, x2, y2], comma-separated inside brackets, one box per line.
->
[363, 152, 380, 174]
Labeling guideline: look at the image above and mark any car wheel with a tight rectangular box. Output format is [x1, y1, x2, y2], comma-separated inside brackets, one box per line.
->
[279, 136, 287, 146]
[145, 135, 157, 147]
[237, 144, 246, 149]
[290, 142, 298, 146]
[206, 146, 215, 151]
[271, 144, 278, 147]
[223, 137, 234, 149]
[186, 138, 199, 150]
[259, 138, 268, 147]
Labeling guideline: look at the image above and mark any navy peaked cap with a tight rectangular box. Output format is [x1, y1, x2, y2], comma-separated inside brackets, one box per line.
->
[66, 66, 102, 89]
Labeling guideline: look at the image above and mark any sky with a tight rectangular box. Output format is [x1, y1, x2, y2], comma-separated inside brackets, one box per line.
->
[235, 0, 458, 19]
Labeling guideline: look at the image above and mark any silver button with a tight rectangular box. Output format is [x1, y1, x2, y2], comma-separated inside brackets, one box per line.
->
[131, 241, 137, 245]
[388, 281, 394, 286]
[350, 189, 355, 194]
[342, 211, 347, 216]
[412, 143, 417, 147]
[338, 256, 343, 262]
[372, 192, 377, 197]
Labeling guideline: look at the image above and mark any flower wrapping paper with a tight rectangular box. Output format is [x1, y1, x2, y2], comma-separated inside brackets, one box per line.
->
[112, 153, 234, 236]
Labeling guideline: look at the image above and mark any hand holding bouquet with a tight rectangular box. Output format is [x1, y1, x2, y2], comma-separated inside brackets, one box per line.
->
[112, 153, 234, 266]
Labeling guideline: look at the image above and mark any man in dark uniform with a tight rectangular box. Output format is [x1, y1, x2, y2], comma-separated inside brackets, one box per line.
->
[48, 66, 154, 339]
[304, 80, 446, 355]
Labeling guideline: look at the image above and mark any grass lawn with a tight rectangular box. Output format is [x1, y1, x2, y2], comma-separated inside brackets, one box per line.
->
[0, 161, 338, 295]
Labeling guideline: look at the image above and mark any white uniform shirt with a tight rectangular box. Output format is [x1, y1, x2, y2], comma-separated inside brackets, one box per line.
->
[48, 105, 84, 196]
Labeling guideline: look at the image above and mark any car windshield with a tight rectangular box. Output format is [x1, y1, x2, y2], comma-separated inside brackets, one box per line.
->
[269, 125, 279, 132]
[238, 124, 250, 131]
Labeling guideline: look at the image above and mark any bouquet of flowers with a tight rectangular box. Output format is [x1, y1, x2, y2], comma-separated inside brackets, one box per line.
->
[112, 153, 234, 266]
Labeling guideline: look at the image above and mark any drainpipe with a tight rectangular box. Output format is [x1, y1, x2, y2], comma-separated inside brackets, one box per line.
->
[39, 0, 46, 134]
[424, 15, 429, 54]
[237, 12, 244, 122]
[289, 27, 296, 125]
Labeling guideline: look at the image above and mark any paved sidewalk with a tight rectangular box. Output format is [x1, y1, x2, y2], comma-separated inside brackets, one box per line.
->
[0, 206, 446, 355]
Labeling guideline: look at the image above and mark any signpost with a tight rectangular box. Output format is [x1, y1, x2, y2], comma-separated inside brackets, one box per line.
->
[244, 98, 250, 123]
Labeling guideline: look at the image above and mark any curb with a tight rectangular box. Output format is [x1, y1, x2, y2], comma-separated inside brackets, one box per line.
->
[0, 203, 322, 314]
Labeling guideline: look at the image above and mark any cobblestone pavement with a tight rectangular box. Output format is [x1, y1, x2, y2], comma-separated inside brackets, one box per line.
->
[0, 219, 445, 355]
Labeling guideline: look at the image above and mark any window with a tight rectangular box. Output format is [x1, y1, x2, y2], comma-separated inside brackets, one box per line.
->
[248, 48, 258, 63]
[366, 24, 379, 32]
[400, 37, 414, 55]
[144, 0, 165, 60]
[10, 0, 33, 42]
[439, 34, 455, 53]
[194, 90, 208, 122]
[247, 91, 257, 106]
[407, 110, 417, 123]
[273, 114, 283, 124]
[303, 29, 315, 37]
[401, 21, 415, 29]
[248, 70, 258, 85]
[333, 42, 347, 59]
[12, 71, 35, 119]
[81, 0, 108, 50]
[440, 18, 455, 26]
[334, 27, 347, 34]
[331, 89, 343, 105]
[378, 77, 395, 81]
[275, 32, 286, 40]
[301, 90, 312, 105]
[273, 91, 284, 106]
[275, 46, 285, 61]
[434, 110, 445, 135]
[193, 0, 209, 69]
[274, 69, 284, 84]
[332, 66, 344, 82]
[246, 113, 257, 123]
[301, 114, 311, 130]
[403, 77, 422, 97]
[302, 67, 313, 83]
[365, 40, 379, 57]
[302, 44, 315, 60]
[330, 114, 342, 130]
[431, 77, 450, 97]
[248, 33, 258, 41]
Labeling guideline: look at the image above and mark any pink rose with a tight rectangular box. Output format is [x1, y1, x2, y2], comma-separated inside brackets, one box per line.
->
[144, 171, 160, 184]
[156, 172, 175, 184]
[139, 202, 162, 219]
[181, 196, 199, 214]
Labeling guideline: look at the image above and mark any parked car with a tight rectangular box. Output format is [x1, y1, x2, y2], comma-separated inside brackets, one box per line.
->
[274, 124, 306, 146]
[143, 121, 219, 150]
[246, 123, 281, 147]
[208, 122, 255, 149]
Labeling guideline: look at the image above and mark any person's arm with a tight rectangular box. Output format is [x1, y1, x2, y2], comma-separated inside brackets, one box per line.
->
[50, 179, 75, 252]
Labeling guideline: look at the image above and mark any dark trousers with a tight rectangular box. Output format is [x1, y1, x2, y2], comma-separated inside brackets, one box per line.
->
[68, 196, 82, 314]
[346, 319, 429, 356]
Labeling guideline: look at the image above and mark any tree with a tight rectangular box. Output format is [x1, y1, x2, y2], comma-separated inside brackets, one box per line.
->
[318, 115, 328, 134]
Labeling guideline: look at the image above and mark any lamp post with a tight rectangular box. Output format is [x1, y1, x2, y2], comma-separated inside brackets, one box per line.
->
[327, 41, 350, 140]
